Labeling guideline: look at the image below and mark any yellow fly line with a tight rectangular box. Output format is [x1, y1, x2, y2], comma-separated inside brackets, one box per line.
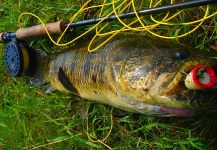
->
[18, 0, 217, 52]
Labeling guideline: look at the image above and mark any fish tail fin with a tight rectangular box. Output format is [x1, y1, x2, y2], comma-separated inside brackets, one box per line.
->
[29, 48, 49, 86]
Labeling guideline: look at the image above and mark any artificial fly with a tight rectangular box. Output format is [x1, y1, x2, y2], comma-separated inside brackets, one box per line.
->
[185, 65, 216, 90]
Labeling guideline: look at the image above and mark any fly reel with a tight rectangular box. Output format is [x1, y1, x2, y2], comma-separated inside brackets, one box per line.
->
[4, 40, 33, 76]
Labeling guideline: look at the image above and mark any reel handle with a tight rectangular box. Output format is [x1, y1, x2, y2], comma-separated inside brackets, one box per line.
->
[0, 20, 69, 42]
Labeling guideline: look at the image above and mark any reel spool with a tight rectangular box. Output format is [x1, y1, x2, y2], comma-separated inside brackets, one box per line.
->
[4, 40, 32, 77]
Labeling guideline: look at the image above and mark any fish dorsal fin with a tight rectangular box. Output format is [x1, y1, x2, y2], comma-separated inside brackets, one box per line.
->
[29, 48, 48, 86]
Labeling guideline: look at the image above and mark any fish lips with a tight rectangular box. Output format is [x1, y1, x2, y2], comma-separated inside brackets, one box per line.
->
[116, 81, 217, 116]
[159, 106, 197, 116]
[116, 91, 198, 116]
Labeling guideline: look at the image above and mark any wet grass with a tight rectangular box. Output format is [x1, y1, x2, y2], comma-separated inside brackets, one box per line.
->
[0, 0, 217, 149]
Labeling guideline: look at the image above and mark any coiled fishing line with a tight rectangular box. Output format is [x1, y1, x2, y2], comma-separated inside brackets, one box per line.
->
[18, 0, 217, 52]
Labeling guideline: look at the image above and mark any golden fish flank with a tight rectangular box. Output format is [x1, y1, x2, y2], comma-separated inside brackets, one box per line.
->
[30, 33, 217, 116]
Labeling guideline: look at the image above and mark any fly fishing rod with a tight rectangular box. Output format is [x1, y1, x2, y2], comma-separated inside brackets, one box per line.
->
[1, 0, 217, 77]
[0, 0, 217, 42]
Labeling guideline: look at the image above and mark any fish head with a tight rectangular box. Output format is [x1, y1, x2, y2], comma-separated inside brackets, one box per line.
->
[112, 36, 217, 116]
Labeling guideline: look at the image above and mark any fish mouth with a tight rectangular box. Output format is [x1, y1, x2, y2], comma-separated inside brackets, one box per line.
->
[152, 62, 201, 95]
[150, 61, 217, 114]
[152, 61, 217, 97]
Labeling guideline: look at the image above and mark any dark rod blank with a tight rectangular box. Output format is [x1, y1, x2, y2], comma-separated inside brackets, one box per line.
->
[65, 0, 217, 28]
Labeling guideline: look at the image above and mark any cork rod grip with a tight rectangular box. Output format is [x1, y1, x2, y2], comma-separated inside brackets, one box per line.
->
[16, 20, 69, 39]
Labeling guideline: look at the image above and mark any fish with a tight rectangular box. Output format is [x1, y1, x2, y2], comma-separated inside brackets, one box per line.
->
[29, 33, 217, 116]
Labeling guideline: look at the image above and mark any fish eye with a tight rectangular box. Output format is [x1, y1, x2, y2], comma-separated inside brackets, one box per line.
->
[174, 49, 190, 60]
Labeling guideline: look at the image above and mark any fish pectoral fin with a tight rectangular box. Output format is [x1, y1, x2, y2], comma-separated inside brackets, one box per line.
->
[58, 67, 79, 95]
[45, 84, 57, 94]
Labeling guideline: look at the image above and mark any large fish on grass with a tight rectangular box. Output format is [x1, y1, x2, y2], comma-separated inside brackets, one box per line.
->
[29, 33, 217, 116]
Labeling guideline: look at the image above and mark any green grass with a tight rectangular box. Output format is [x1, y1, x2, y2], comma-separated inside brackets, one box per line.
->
[1, 0, 217, 149]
